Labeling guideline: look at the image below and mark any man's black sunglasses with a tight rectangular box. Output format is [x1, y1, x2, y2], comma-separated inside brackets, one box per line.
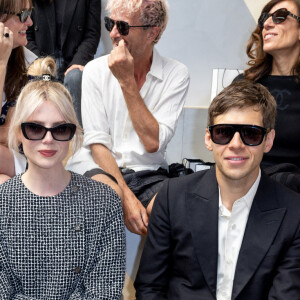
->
[258, 8, 300, 29]
[208, 124, 269, 146]
[1, 9, 32, 23]
[21, 122, 76, 141]
[104, 16, 155, 36]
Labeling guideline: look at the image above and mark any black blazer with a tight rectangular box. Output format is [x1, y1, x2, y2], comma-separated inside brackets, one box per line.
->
[135, 168, 300, 299]
[26, 0, 101, 68]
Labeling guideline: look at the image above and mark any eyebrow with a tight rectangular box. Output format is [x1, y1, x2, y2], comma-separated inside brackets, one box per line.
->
[27, 121, 67, 126]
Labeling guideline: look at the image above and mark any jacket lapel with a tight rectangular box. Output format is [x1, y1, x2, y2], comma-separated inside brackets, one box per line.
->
[232, 173, 286, 299]
[61, 0, 79, 49]
[186, 169, 219, 297]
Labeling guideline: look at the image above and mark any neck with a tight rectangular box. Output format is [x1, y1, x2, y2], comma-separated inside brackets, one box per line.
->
[21, 163, 71, 197]
[271, 49, 299, 76]
[133, 48, 153, 89]
[217, 168, 259, 211]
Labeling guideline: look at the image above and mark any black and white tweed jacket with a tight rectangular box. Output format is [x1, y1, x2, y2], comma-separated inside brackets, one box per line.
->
[0, 172, 126, 299]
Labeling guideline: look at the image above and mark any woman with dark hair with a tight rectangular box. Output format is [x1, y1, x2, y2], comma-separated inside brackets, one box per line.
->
[0, 0, 36, 183]
[235, 0, 300, 192]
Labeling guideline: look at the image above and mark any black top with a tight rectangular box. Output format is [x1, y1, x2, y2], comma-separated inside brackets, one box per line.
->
[234, 74, 300, 168]
[54, 0, 66, 50]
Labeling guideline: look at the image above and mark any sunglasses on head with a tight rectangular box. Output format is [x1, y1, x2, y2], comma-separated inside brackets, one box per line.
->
[21, 122, 76, 141]
[104, 16, 155, 36]
[208, 124, 269, 146]
[258, 8, 300, 29]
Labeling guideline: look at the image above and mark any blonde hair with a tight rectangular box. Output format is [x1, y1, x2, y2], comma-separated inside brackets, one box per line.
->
[106, 0, 169, 43]
[8, 57, 83, 155]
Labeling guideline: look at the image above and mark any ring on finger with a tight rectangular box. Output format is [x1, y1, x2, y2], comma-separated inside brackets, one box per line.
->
[4, 33, 9, 38]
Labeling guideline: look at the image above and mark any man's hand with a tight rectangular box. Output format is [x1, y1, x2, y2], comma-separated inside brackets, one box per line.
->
[122, 187, 148, 235]
[64, 64, 84, 76]
[108, 39, 134, 86]
[0, 23, 13, 66]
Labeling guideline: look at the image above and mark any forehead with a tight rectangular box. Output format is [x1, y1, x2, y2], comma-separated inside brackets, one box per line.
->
[28, 101, 65, 122]
[213, 107, 264, 126]
[269, 0, 298, 14]
[110, 11, 141, 23]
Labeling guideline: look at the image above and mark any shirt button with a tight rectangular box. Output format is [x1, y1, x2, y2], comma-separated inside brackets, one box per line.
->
[74, 267, 81, 274]
[232, 224, 236, 230]
[74, 224, 82, 232]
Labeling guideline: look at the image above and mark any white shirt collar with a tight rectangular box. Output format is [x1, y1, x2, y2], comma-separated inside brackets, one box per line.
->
[148, 47, 164, 81]
[218, 168, 261, 214]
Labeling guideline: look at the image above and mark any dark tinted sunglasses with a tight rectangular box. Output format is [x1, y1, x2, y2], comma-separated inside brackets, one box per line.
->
[208, 124, 269, 146]
[16, 9, 32, 23]
[104, 16, 155, 36]
[21, 122, 76, 141]
[258, 8, 300, 29]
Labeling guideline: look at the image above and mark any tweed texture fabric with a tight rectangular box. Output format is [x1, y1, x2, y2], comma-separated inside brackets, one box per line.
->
[0, 172, 126, 299]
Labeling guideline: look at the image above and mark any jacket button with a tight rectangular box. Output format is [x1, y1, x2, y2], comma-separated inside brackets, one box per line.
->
[34, 25, 38, 31]
[74, 267, 81, 274]
[74, 224, 82, 232]
[71, 185, 79, 192]
[77, 26, 83, 31]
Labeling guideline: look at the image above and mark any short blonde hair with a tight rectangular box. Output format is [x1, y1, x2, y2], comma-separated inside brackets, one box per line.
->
[106, 0, 169, 43]
[8, 57, 83, 155]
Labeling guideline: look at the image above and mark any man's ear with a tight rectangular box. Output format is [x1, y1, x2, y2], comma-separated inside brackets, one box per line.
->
[263, 129, 275, 153]
[205, 128, 213, 151]
[147, 26, 160, 43]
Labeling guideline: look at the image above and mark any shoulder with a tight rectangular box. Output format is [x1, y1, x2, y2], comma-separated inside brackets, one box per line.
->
[83, 55, 110, 79]
[70, 172, 122, 210]
[0, 175, 23, 205]
[160, 168, 217, 199]
[154, 49, 189, 80]
[233, 73, 245, 82]
[258, 172, 300, 211]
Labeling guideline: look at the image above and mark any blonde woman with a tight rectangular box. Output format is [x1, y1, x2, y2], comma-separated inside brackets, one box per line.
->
[0, 57, 125, 299]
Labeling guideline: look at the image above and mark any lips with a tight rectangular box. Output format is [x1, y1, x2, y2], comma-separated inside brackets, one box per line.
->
[225, 157, 248, 164]
[39, 150, 57, 157]
[264, 33, 277, 40]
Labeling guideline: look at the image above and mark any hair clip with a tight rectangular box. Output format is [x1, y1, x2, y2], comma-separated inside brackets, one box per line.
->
[27, 74, 59, 82]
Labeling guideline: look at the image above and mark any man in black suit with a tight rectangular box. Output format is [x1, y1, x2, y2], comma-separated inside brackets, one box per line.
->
[134, 80, 300, 299]
[26, 0, 101, 125]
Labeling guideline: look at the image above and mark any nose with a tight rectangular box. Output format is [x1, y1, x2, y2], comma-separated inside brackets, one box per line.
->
[263, 15, 274, 29]
[42, 131, 54, 143]
[228, 132, 244, 149]
[110, 23, 121, 39]
[25, 16, 33, 27]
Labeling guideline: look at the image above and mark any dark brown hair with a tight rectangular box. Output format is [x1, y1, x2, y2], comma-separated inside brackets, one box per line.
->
[244, 0, 300, 82]
[208, 80, 277, 129]
[0, 0, 33, 103]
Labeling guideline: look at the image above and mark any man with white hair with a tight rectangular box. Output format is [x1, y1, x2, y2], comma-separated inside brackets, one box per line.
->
[67, 0, 190, 235]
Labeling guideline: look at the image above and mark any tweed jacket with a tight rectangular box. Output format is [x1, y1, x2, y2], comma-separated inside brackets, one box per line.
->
[0, 172, 125, 299]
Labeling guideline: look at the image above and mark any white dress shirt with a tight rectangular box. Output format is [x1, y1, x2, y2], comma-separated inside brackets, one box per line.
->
[67, 48, 190, 174]
[217, 170, 261, 300]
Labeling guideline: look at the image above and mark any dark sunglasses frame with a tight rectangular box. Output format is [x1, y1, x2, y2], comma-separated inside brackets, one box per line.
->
[258, 8, 300, 29]
[208, 124, 269, 146]
[1, 9, 32, 23]
[21, 122, 76, 141]
[104, 16, 155, 36]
